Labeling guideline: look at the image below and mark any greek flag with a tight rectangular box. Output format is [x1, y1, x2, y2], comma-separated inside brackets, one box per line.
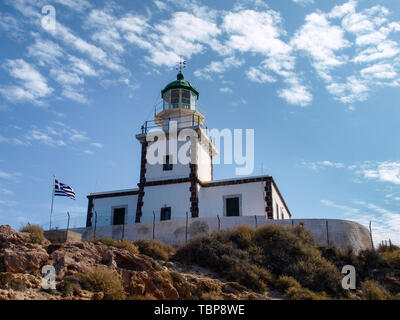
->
[54, 179, 75, 200]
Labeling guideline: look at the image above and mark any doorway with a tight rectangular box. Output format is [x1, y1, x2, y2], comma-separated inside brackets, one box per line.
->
[113, 207, 126, 225]
[225, 197, 240, 216]
[160, 207, 172, 221]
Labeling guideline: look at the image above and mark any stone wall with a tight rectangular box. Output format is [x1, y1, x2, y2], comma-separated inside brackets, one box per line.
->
[69, 217, 373, 253]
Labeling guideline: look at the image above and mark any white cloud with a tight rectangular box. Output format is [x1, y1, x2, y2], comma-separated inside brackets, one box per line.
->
[326, 76, 369, 103]
[194, 56, 244, 79]
[246, 67, 276, 83]
[219, 87, 232, 93]
[291, 12, 350, 80]
[303, 160, 345, 171]
[360, 63, 397, 79]
[359, 162, 400, 185]
[223, 10, 291, 58]
[278, 78, 312, 107]
[91, 142, 103, 148]
[292, 0, 314, 5]
[0, 59, 53, 105]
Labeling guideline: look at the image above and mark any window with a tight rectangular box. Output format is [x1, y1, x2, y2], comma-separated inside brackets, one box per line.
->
[190, 92, 196, 110]
[113, 207, 125, 225]
[163, 155, 173, 171]
[225, 197, 240, 216]
[171, 89, 179, 106]
[160, 207, 171, 221]
[181, 89, 190, 108]
[163, 91, 170, 110]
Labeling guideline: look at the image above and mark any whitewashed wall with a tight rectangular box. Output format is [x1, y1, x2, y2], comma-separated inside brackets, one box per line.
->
[92, 194, 138, 226]
[198, 182, 266, 218]
[70, 217, 373, 253]
[140, 182, 191, 223]
[271, 183, 290, 219]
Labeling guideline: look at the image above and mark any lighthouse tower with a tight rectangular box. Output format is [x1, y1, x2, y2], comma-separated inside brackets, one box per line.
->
[134, 69, 217, 223]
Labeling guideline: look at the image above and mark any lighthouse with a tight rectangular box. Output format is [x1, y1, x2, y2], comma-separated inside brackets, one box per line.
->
[87, 67, 291, 227]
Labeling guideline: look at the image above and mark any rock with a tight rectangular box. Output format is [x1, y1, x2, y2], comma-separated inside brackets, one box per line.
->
[3, 245, 49, 273]
[92, 291, 104, 300]
[0, 226, 26, 248]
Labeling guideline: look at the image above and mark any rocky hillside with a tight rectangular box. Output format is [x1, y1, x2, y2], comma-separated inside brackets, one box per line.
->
[1, 224, 399, 300]
[0, 225, 271, 300]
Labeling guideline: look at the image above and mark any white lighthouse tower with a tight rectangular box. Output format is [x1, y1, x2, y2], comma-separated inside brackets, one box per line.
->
[134, 63, 217, 223]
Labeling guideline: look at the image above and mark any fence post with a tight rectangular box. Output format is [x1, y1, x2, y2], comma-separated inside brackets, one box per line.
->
[217, 215, 221, 231]
[94, 211, 98, 241]
[326, 220, 330, 246]
[369, 221, 374, 249]
[152, 211, 155, 240]
[254, 215, 258, 229]
[66, 212, 70, 232]
[185, 212, 188, 243]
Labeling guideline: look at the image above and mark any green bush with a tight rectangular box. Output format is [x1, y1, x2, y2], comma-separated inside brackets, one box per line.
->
[20, 224, 45, 244]
[174, 225, 345, 297]
[77, 266, 126, 300]
[99, 238, 139, 255]
[285, 286, 327, 300]
[362, 280, 392, 300]
[133, 239, 175, 261]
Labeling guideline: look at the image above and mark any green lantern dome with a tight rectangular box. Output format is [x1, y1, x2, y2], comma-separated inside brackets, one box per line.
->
[161, 72, 199, 98]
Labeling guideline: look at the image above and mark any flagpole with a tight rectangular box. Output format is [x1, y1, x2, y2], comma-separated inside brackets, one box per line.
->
[49, 174, 56, 230]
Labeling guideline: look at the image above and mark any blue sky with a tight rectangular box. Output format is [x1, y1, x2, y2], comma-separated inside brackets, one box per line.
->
[0, 0, 399, 245]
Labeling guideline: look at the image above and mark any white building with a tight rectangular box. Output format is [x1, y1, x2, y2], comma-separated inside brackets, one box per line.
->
[86, 72, 291, 227]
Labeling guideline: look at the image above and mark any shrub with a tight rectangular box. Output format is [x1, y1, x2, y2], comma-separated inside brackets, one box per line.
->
[20, 224, 45, 244]
[380, 250, 400, 269]
[99, 238, 139, 255]
[59, 275, 82, 296]
[77, 266, 126, 300]
[0, 272, 12, 289]
[361, 280, 392, 300]
[175, 231, 271, 292]
[175, 224, 346, 297]
[201, 291, 224, 300]
[284, 286, 327, 300]
[273, 275, 301, 293]
[133, 239, 175, 261]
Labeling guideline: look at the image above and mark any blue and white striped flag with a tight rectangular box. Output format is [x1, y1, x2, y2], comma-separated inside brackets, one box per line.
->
[54, 179, 75, 200]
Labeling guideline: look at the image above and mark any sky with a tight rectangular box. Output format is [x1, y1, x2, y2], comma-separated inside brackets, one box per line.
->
[0, 0, 399, 245]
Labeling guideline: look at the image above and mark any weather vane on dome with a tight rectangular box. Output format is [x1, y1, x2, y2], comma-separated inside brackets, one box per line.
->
[176, 57, 186, 73]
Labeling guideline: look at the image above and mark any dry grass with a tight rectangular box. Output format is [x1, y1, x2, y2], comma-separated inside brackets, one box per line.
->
[76, 266, 126, 300]
[20, 224, 45, 244]
[133, 239, 175, 261]
[98, 238, 139, 255]
[361, 280, 392, 300]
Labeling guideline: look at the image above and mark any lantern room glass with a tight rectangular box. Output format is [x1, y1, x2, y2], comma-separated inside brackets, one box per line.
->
[162, 89, 197, 111]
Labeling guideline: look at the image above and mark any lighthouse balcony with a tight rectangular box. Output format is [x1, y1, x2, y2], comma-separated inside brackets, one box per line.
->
[140, 113, 207, 135]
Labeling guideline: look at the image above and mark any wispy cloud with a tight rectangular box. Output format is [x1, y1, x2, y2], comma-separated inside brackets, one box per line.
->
[0, 59, 53, 105]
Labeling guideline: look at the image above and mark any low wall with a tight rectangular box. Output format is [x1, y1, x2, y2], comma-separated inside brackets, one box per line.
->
[69, 217, 373, 253]
[44, 230, 82, 243]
